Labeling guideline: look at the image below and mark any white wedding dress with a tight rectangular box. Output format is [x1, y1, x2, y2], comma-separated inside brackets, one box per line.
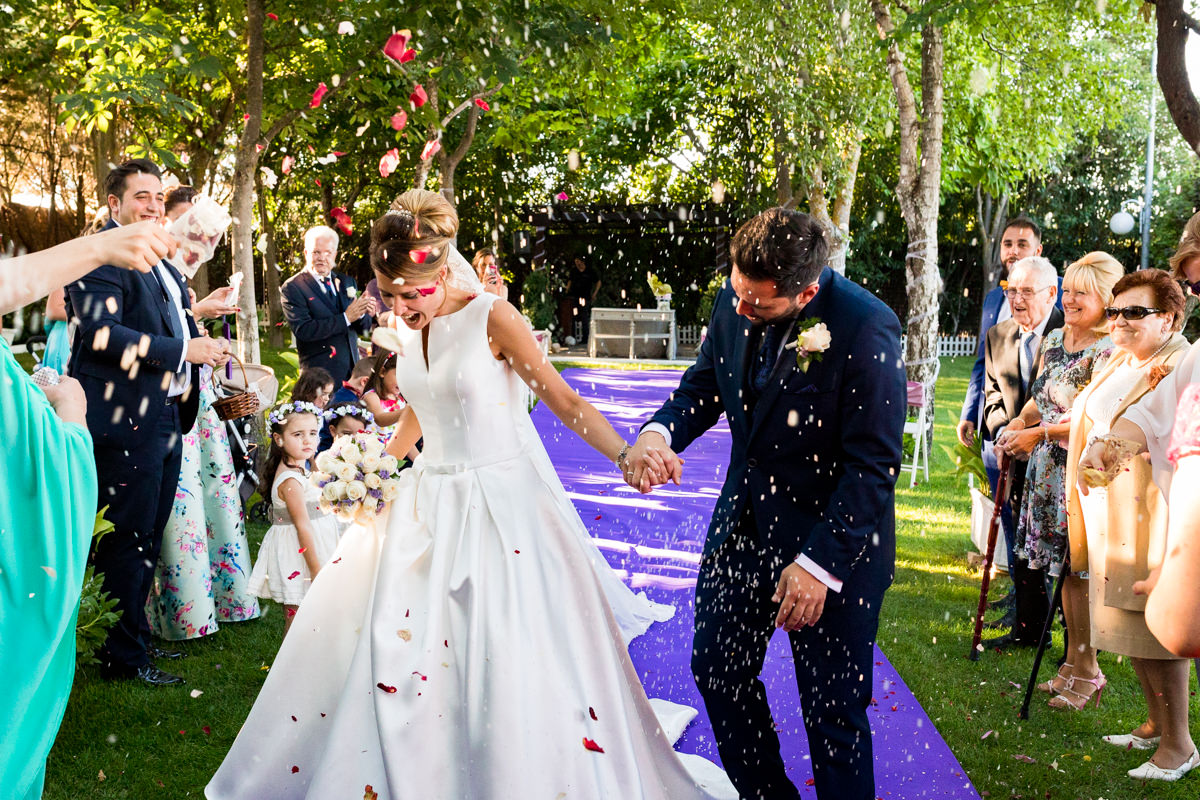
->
[207, 293, 733, 800]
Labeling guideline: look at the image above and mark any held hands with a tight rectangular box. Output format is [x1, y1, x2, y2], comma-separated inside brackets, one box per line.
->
[191, 286, 239, 320]
[772, 562, 827, 631]
[346, 293, 377, 322]
[186, 336, 232, 368]
[996, 419, 1039, 460]
[621, 432, 684, 494]
[92, 221, 177, 273]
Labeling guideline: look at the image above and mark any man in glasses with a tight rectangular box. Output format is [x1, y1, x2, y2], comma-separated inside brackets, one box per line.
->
[981, 256, 1064, 650]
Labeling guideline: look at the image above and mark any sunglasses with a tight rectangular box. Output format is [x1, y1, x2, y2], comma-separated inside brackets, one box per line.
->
[1104, 306, 1166, 321]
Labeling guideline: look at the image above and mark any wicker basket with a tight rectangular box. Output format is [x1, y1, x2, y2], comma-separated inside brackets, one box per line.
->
[212, 355, 261, 421]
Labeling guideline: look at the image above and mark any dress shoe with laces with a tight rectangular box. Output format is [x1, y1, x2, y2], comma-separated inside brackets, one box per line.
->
[1128, 749, 1199, 782]
[135, 664, 185, 686]
[148, 645, 186, 660]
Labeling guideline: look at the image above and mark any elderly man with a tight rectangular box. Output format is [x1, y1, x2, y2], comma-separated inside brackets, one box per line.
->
[981, 255, 1063, 650]
[280, 225, 375, 381]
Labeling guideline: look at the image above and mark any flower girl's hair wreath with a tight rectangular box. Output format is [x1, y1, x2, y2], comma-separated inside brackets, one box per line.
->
[266, 400, 323, 429]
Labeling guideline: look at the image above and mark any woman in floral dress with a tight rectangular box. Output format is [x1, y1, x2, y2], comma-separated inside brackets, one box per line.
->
[146, 367, 261, 639]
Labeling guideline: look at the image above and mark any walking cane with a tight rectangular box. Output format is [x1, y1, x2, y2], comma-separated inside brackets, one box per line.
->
[968, 454, 1013, 661]
[1018, 553, 1069, 720]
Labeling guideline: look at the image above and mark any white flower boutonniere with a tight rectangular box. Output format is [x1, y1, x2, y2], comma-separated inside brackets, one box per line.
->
[346, 286, 358, 299]
[784, 319, 831, 373]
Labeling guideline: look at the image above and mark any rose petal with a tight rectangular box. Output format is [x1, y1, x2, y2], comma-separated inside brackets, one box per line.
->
[410, 250, 428, 264]
[399, 48, 417, 63]
[589, 707, 598, 721]
[382, 31, 411, 61]
[474, 98, 490, 111]
[286, 570, 301, 580]
[379, 148, 400, 178]
[266, 12, 278, 20]
[420, 139, 441, 160]
[337, 20, 355, 35]
[556, 191, 569, 201]
[376, 682, 397, 693]
[409, 84, 427, 108]
[290, 765, 299, 774]
[281, 155, 294, 174]
[582, 737, 605, 753]
[310, 82, 329, 109]
[390, 111, 407, 131]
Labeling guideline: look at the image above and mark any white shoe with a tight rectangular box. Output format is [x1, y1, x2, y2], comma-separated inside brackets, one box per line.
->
[1128, 750, 1200, 782]
[1103, 733, 1161, 750]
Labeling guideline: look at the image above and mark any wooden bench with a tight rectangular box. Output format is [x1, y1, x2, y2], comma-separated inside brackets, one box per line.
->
[588, 308, 676, 360]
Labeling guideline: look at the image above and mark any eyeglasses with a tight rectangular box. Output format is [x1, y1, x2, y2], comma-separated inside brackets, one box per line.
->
[1003, 286, 1051, 299]
[1104, 306, 1166, 321]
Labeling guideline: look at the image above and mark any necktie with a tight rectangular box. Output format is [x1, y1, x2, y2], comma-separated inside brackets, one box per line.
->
[751, 323, 785, 394]
[1020, 331, 1036, 391]
[324, 277, 336, 297]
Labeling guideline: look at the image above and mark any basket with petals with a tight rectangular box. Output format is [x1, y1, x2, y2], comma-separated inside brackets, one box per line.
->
[311, 432, 403, 523]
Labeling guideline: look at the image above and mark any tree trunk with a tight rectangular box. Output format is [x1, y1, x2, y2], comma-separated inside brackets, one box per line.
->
[871, 0, 945, 389]
[974, 185, 1009, 293]
[1156, 0, 1200, 156]
[231, 0, 265, 364]
[773, 116, 793, 207]
[90, 124, 118, 205]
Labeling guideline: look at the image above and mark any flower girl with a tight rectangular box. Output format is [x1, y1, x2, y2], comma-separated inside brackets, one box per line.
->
[247, 401, 342, 636]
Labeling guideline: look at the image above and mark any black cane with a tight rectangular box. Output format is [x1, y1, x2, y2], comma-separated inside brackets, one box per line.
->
[1018, 554, 1069, 720]
[969, 454, 1013, 661]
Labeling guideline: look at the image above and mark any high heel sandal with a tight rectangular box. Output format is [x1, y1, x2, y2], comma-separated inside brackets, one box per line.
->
[1037, 663, 1074, 695]
[1048, 670, 1106, 710]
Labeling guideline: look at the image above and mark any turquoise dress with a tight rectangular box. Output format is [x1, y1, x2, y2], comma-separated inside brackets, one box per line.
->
[0, 337, 97, 799]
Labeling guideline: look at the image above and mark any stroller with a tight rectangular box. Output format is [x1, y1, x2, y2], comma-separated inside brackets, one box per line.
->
[213, 362, 279, 525]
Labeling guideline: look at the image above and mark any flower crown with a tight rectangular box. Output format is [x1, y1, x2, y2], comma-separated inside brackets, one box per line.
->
[267, 400, 323, 427]
[323, 404, 376, 426]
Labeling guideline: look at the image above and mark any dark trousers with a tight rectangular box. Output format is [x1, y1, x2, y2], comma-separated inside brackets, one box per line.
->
[92, 404, 183, 675]
[985, 444, 1048, 641]
[692, 519, 881, 800]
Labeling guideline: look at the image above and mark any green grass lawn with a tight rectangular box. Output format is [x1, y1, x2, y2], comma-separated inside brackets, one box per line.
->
[42, 355, 1197, 799]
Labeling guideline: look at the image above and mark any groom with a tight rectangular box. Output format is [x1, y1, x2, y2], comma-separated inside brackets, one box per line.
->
[625, 209, 905, 799]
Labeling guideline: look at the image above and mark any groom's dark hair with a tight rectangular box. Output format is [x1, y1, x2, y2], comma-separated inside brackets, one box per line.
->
[104, 158, 162, 201]
[731, 208, 828, 297]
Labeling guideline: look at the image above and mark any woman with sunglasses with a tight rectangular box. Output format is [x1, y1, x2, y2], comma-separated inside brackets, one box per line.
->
[208, 190, 732, 799]
[1066, 268, 1193, 781]
[994, 253, 1118, 706]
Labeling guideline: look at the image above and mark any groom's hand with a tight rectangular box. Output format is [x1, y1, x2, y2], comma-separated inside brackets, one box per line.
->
[772, 562, 827, 631]
[624, 432, 684, 494]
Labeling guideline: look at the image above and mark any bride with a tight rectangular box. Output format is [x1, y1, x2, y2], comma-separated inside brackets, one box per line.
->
[206, 190, 734, 800]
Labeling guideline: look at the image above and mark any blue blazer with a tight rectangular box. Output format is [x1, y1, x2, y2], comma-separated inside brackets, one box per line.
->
[67, 221, 200, 451]
[280, 270, 368, 381]
[649, 269, 906, 593]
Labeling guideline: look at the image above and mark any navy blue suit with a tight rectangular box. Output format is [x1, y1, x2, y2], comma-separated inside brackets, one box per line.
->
[68, 220, 200, 674]
[649, 268, 906, 800]
[280, 270, 368, 382]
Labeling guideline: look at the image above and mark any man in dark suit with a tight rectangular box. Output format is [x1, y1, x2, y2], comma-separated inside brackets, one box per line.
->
[280, 225, 375, 382]
[980, 255, 1063, 650]
[624, 209, 906, 800]
[68, 159, 230, 685]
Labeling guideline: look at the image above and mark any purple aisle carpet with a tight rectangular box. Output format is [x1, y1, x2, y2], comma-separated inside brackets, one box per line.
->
[531, 368, 977, 799]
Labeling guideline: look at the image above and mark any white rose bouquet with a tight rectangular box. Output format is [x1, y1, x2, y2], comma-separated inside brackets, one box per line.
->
[312, 432, 404, 523]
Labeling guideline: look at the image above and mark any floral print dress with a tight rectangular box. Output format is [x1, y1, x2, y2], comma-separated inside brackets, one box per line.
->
[146, 370, 261, 639]
[1015, 329, 1113, 576]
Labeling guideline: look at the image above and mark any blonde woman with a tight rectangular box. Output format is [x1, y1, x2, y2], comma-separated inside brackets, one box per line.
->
[995, 253, 1119, 705]
[1069, 269, 1194, 780]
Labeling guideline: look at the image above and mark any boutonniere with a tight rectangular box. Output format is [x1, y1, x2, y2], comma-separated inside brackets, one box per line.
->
[346, 285, 357, 299]
[1147, 364, 1172, 391]
[784, 318, 831, 373]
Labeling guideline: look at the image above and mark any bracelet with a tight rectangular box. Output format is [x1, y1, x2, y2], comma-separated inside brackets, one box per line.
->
[615, 442, 631, 469]
[1042, 425, 1050, 444]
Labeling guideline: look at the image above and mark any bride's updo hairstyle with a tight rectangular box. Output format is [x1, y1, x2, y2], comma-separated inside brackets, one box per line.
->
[370, 189, 459, 284]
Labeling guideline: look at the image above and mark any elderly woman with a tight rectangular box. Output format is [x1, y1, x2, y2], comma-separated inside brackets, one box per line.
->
[995, 253, 1119, 703]
[1069, 269, 1194, 781]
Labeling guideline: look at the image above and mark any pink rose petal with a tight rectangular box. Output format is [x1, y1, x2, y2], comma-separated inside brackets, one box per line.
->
[409, 84, 427, 108]
[420, 139, 441, 160]
[379, 148, 400, 178]
[390, 111, 407, 131]
[310, 82, 329, 109]
[399, 48, 417, 63]
[382, 31, 411, 61]
[474, 98, 490, 111]
[266, 12, 278, 20]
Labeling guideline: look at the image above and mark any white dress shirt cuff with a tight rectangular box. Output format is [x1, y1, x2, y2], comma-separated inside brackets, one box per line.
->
[795, 554, 843, 593]
[639, 422, 672, 449]
[176, 344, 188, 374]
[343, 312, 352, 327]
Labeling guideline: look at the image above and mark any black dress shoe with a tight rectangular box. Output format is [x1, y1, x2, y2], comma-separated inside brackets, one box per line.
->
[987, 593, 1015, 612]
[135, 664, 185, 686]
[148, 645, 187, 660]
[984, 609, 1017, 631]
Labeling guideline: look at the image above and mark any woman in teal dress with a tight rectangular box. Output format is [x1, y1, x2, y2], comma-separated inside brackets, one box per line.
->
[147, 367, 260, 638]
[0, 221, 176, 799]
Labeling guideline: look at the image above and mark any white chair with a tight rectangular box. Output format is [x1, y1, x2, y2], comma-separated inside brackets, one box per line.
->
[901, 360, 940, 487]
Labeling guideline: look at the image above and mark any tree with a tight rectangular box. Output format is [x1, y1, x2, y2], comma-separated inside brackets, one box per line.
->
[1152, 0, 1200, 155]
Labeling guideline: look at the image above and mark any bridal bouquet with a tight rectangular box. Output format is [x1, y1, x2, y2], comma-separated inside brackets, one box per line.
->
[311, 432, 403, 523]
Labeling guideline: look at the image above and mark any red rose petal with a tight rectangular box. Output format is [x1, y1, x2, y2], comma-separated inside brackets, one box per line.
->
[804, 778, 815, 786]
[333, 151, 346, 157]
[589, 707, 598, 721]
[266, 12, 278, 20]
[310, 82, 329, 109]
[291, 765, 300, 774]
[400, 48, 417, 63]
[474, 98, 490, 111]
[287, 570, 301, 580]
[420, 139, 441, 160]
[582, 737, 605, 753]
[376, 682, 397, 693]
[243, 113, 250, 121]
[379, 147, 401, 178]
[281, 155, 294, 174]
[410, 250, 428, 264]
[390, 111, 407, 131]
[409, 84, 428, 108]
[412, 671, 427, 681]
[202, 725, 211, 735]
[382, 31, 411, 61]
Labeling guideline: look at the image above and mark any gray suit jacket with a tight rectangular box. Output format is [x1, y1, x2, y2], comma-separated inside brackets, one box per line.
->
[982, 308, 1064, 439]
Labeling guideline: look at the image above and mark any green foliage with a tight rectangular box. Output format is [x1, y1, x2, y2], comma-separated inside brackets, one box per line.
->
[938, 419, 989, 499]
[76, 507, 121, 666]
[519, 267, 557, 330]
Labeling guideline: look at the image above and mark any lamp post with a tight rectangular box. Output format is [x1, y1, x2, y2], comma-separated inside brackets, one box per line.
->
[1139, 45, 1158, 271]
